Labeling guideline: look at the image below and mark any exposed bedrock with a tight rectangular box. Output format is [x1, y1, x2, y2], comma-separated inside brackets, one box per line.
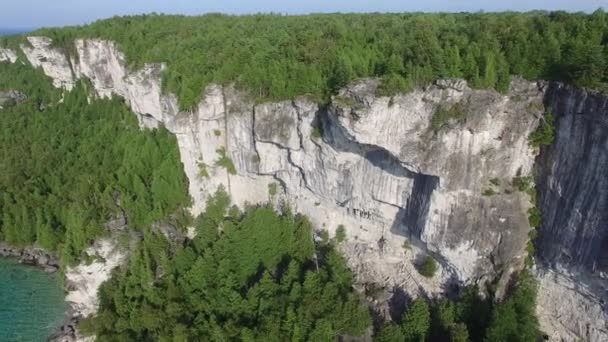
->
[535, 82, 608, 341]
[9, 36, 542, 292]
[6, 36, 608, 340]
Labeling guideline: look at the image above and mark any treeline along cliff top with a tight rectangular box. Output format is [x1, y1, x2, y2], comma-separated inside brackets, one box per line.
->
[2, 11, 607, 109]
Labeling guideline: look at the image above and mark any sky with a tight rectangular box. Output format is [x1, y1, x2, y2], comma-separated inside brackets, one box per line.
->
[2, 0, 607, 29]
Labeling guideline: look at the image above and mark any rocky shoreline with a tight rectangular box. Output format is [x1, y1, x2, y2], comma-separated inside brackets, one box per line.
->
[0, 243, 60, 272]
[0, 243, 79, 341]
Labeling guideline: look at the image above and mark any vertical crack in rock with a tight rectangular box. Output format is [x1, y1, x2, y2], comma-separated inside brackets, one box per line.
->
[251, 104, 288, 191]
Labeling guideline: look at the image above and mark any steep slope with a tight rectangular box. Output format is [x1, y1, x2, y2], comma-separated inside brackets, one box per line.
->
[535, 83, 608, 341]
[16, 36, 541, 291]
[3, 36, 607, 340]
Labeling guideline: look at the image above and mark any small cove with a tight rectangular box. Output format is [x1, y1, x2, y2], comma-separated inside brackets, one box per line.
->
[0, 258, 67, 341]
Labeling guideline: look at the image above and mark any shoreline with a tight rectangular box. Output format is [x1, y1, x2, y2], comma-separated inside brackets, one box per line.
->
[0, 243, 79, 341]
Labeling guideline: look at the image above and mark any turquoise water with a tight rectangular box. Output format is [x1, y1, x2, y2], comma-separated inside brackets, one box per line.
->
[0, 258, 67, 342]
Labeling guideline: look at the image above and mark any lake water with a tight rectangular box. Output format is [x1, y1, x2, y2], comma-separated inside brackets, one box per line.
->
[0, 258, 67, 342]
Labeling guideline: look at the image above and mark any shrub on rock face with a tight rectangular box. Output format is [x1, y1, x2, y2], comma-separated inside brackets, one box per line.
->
[335, 224, 346, 243]
[215, 147, 237, 175]
[418, 256, 438, 278]
[529, 112, 555, 147]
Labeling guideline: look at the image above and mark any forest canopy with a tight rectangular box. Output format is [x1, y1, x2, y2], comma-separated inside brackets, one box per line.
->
[80, 189, 372, 341]
[1, 10, 605, 109]
[0, 62, 190, 264]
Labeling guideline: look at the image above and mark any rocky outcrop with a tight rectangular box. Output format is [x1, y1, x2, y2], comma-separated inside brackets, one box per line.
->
[2, 36, 541, 293]
[534, 82, 608, 341]
[0, 243, 60, 272]
[0, 47, 17, 63]
[64, 239, 127, 318]
[535, 268, 608, 341]
[0, 90, 27, 109]
[21, 37, 76, 90]
[5, 36, 607, 341]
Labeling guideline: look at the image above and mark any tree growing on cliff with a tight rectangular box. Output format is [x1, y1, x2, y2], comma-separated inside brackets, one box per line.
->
[529, 112, 556, 147]
[417, 255, 438, 278]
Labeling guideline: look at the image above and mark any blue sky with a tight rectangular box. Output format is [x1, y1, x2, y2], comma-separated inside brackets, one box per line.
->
[2, 0, 607, 29]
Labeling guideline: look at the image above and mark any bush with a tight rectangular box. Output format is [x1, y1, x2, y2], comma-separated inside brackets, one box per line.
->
[482, 188, 497, 196]
[529, 112, 555, 147]
[376, 73, 414, 97]
[418, 256, 438, 278]
[431, 102, 466, 132]
[268, 182, 277, 196]
[198, 162, 209, 178]
[335, 224, 346, 243]
[528, 207, 542, 228]
[512, 176, 533, 192]
[311, 125, 322, 139]
[215, 147, 237, 175]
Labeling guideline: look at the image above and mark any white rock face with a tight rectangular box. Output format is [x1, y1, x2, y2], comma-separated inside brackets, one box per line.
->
[334, 79, 542, 284]
[536, 268, 608, 342]
[21, 37, 75, 90]
[13, 37, 541, 290]
[10, 36, 603, 341]
[0, 47, 17, 63]
[64, 239, 127, 318]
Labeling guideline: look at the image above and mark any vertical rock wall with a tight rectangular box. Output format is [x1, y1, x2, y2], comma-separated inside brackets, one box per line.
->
[535, 82, 608, 341]
[7, 36, 601, 340]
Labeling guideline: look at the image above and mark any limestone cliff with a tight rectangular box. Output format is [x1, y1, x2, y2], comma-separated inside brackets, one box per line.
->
[2, 36, 607, 341]
[535, 83, 608, 341]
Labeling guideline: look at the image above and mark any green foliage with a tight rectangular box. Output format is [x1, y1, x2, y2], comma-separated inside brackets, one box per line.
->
[267, 182, 278, 196]
[431, 102, 467, 132]
[526, 101, 544, 113]
[215, 147, 237, 175]
[512, 176, 533, 193]
[489, 178, 500, 186]
[213, 129, 222, 137]
[335, 224, 346, 243]
[86, 191, 371, 340]
[529, 112, 556, 147]
[17, 11, 608, 109]
[317, 229, 330, 244]
[377, 273, 541, 342]
[482, 188, 497, 196]
[376, 73, 414, 97]
[486, 271, 541, 342]
[417, 256, 438, 278]
[0, 62, 190, 264]
[198, 162, 209, 178]
[528, 207, 542, 228]
[402, 299, 431, 341]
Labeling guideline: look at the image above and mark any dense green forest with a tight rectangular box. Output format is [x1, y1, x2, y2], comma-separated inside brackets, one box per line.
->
[0, 62, 190, 264]
[2, 10, 605, 109]
[0, 12, 552, 341]
[375, 271, 540, 342]
[80, 189, 371, 341]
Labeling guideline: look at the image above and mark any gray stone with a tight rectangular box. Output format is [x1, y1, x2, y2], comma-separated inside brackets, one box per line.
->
[7, 35, 608, 342]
